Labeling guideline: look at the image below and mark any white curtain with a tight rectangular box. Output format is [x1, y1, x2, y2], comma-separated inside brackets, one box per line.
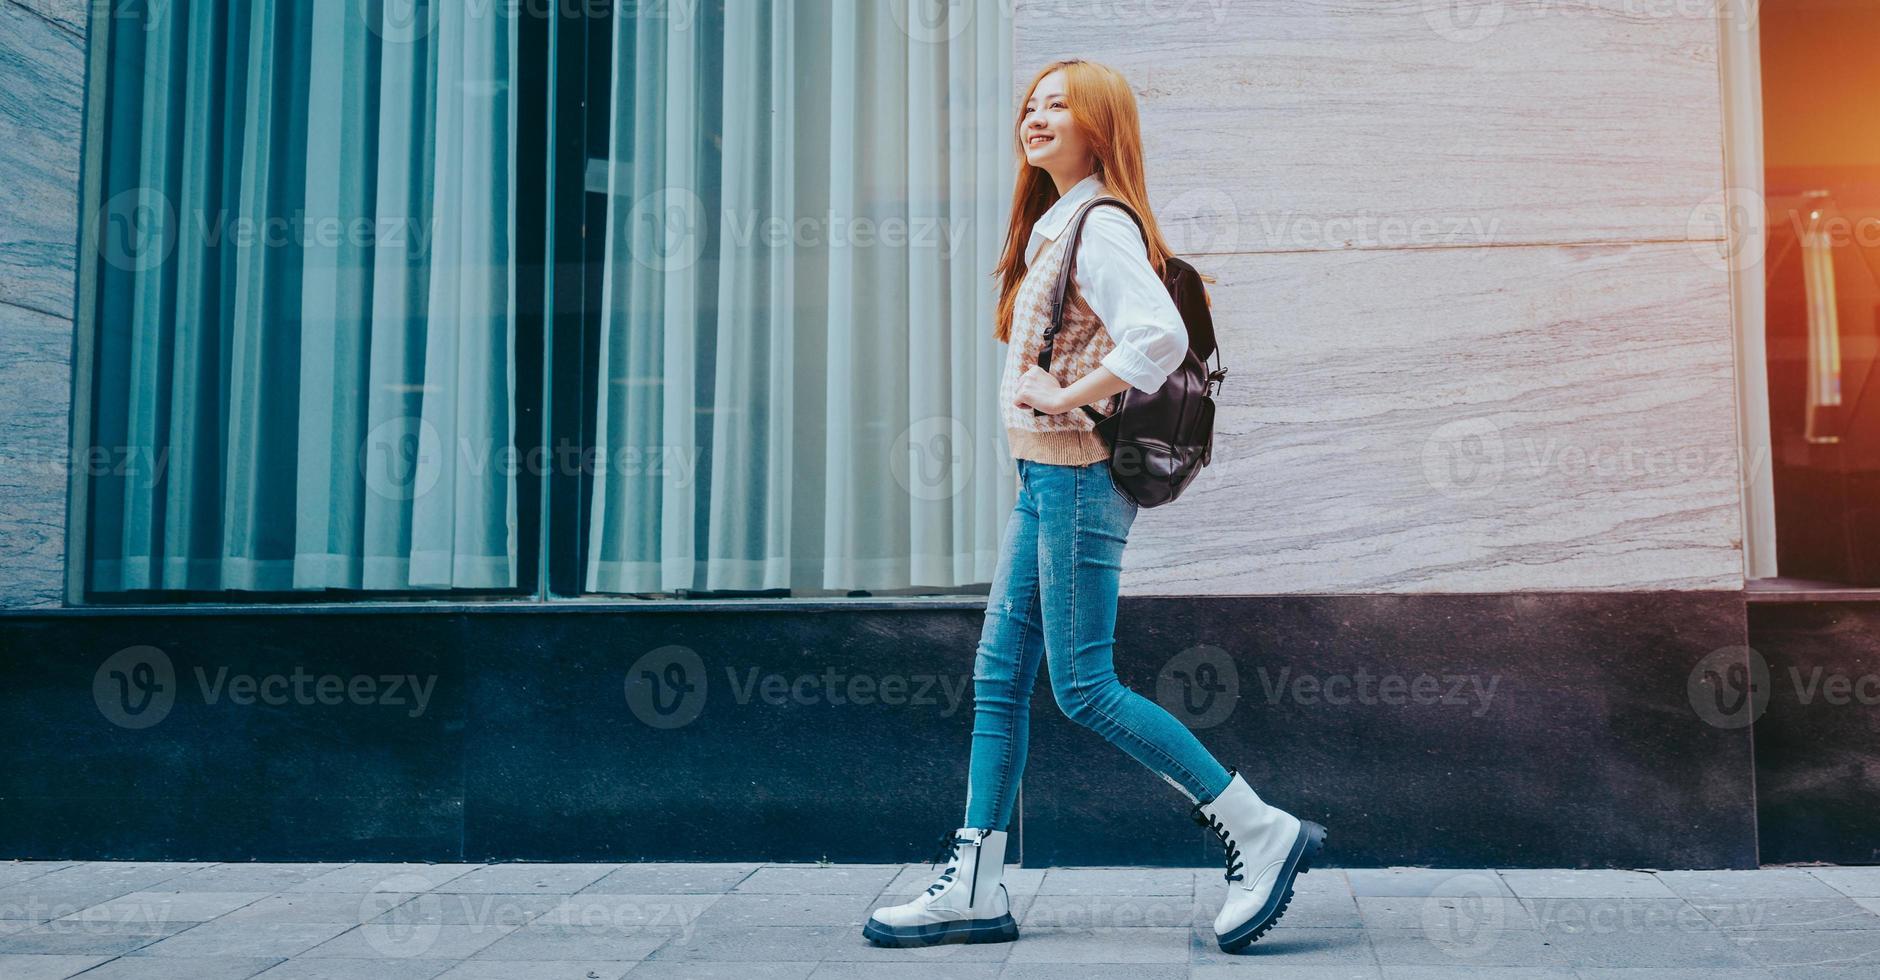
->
[586, 0, 1015, 594]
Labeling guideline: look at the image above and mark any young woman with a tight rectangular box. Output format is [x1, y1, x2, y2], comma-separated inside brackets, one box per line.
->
[863, 59, 1327, 954]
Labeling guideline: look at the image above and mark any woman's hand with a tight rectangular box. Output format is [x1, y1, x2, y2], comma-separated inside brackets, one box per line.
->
[1013, 365, 1070, 415]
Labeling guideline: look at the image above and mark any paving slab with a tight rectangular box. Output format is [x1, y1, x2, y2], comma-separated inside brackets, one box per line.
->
[813, 963, 1004, 979]
[288, 865, 483, 894]
[249, 958, 459, 980]
[627, 964, 816, 979]
[0, 863, 1864, 977]
[61, 890, 272, 924]
[644, 925, 853, 963]
[473, 921, 672, 962]
[687, 892, 867, 929]
[374, 891, 565, 928]
[442, 962, 642, 980]
[1496, 869, 1678, 899]
[60, 954, 284, 979]
[299, 922, 519, 960]
[221, 892, 420, 926]
[129, 919, 354, 959]
[161, 866, 336, 893]
[580, 864, 760, 896]
[1692, 896, 1880, 930]
[0, 865, 76, 890]
[534, 893, 722, 931]
[1534, 921, 1765, 970]
[0, 871, 209, 920]
[0, 954, 116, 980]
[1807, 867, 1880, 899]
[1654, 870, 1847, 902]
[1355, 894, 1537, 931]
[1024, 892, 1198, 928]
[434, 865, 621, 895]
[1192, 966, 1381, 980]
[1004, 926, 1191, 963]
[1362, 925, 1564, 969]
[1345, 869, 1513, 899]
[1520, 897, 1717, 935]
[1034, 869, 1194, 897]
[998, 965, 1189, 980]
[730, 866, 902, 896]
[1569, 971, 1776, 980]
[1368, 963, 1571, 970]
[0, 917, 190, 956]
[1727, 927, 1880, 968]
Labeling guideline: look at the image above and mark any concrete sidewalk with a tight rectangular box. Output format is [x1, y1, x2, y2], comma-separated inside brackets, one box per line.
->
[2, 862, 1879, 978]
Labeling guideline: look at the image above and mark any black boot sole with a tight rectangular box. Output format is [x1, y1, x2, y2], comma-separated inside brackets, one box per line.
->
[863, 913, 1019, 948]
[1218, 820, 1328, 953]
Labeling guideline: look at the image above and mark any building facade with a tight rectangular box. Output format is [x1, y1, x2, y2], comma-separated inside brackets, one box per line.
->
[0, 0, 1873, 868]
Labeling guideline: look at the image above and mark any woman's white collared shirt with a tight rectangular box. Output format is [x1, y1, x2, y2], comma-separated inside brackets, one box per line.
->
[1023, 173, 1189, 393]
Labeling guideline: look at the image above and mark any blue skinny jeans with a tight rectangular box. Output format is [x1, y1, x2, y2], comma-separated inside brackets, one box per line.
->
[963, 457, 1232, 832]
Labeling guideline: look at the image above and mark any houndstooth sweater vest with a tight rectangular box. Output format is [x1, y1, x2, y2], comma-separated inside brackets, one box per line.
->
[999, 228, 1122, 465]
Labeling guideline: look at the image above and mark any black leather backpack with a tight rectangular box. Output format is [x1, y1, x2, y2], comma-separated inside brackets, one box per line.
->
[1034, 196, 1225, 508]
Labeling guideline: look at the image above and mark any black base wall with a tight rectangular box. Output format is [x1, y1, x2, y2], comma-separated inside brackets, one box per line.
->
[0, 592, 1776, 867]
[1749, 602, 1880, 865]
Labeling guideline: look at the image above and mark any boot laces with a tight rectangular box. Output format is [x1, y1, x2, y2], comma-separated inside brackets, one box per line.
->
[1192, 804, 1244, 882]
[922, 830, 969, 898]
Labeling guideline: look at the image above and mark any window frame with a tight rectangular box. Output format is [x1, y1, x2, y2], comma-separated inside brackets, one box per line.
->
[62, 5, 1004, 608]
[65, 2, 556, 606]
[1718, 0, 1779, 582]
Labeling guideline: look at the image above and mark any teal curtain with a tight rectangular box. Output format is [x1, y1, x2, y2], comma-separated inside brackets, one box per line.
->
[86, 0, 518, 592]
[586, 0, 1016, 595]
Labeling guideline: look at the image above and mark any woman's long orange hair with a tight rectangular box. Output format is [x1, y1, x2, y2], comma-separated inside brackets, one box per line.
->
[992, 59, 1177, 344]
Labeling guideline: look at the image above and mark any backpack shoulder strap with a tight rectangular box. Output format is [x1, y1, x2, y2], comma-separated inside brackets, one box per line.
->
[1037, 197, 1179, 425]
[1037, 196, 1144, 373]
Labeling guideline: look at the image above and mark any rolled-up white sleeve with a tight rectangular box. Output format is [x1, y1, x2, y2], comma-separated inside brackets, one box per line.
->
[1074, 207, 1189, 393]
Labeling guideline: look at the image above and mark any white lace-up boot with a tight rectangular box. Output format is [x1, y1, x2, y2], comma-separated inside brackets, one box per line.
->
[863, 827, 1018, 947]
[1193, 770, 1327, 952]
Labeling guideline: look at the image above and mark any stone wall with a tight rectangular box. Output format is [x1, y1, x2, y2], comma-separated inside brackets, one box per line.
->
[1014, 1, 1746, 593]
[0, 0, 87, 609]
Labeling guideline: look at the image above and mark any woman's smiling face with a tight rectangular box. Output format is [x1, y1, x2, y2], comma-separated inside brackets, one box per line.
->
[1021, 69, 1090, 176]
